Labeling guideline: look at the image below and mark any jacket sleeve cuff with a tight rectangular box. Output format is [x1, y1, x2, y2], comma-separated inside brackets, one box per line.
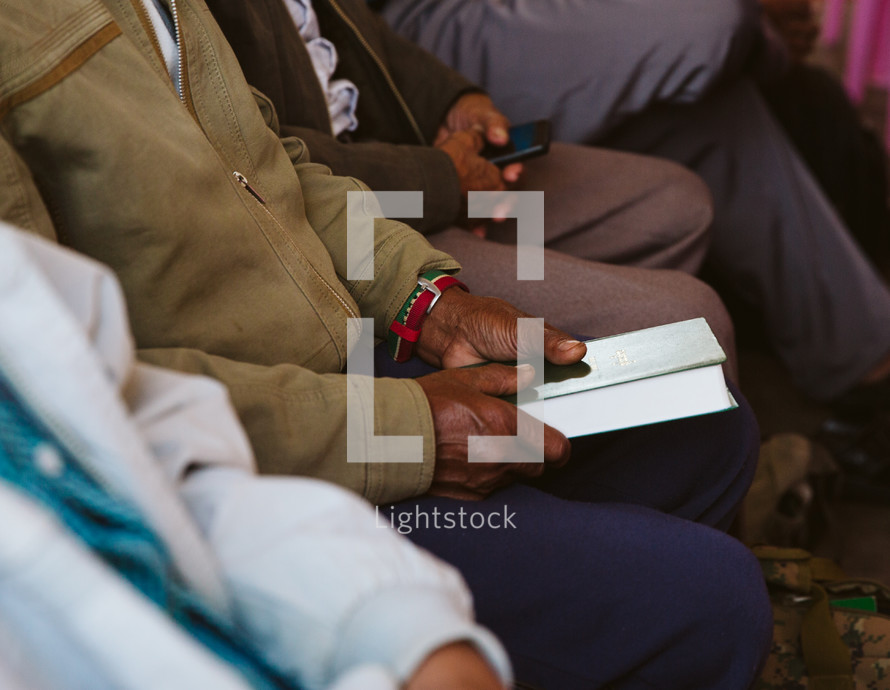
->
[331, 585, 513, 687]
[364, 376, 436, 504]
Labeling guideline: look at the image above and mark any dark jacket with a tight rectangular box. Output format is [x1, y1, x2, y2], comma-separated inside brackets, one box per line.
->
[206, 0, 478, 233]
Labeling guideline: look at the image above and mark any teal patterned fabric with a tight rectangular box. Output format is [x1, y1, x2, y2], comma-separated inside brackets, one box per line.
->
[0, 372, 297, 690]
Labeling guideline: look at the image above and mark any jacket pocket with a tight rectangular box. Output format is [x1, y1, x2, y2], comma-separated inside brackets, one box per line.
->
[0, 0, 121, 119]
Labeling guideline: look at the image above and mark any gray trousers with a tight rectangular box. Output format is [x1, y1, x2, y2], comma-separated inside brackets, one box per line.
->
[380, 0, 761, 141]
[381, 0, 890, 399]
[428, 142, 739, 378]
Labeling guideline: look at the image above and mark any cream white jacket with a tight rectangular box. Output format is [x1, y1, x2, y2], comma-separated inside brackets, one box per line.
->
[0, 224, 510, 690]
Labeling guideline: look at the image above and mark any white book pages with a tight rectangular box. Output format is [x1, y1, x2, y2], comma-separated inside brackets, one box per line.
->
[518, 363, 736, 437]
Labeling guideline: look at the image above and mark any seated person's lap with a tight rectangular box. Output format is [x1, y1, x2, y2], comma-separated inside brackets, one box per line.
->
[375, 342, 759, 531]
[374, 339, 767, 689]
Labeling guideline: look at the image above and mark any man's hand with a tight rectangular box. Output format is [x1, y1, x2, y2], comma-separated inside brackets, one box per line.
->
[416, 363, 570, 500]
[437, 129, 506, 196]
[437, 93, 511, 146]
[413, 289, 581, 499]
[405, 643, 507, 690]
[415, 288, 587, 370]
[436, 92, 523, 186]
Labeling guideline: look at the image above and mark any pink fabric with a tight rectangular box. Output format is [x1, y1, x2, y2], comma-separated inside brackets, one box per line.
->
[828, 0, 890, 147]
[872, 1, 890, 85]
[822, 0, 847, 44]
[844, 0, 883, 100]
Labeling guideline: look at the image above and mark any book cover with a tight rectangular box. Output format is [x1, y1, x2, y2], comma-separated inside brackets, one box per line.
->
[509, 318, 736, 437]
[514, 317, 726, 402]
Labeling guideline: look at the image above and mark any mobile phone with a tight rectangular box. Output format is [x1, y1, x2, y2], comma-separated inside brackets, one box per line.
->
[481, 120, 551, 167]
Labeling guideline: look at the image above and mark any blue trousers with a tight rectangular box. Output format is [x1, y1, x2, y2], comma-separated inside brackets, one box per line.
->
[377, 348, 772, 689]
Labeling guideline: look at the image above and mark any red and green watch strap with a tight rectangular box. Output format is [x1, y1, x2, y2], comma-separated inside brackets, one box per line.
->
[388, 270, 467, 362]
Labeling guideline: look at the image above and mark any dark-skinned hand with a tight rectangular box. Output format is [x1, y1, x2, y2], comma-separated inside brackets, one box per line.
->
[405, 643, 506, 690]
[414, 289, 585, 499]
[415, 288, 586, 369]
[416, 362, 570, 500]
[437, 129, 506, 197]
[436, 129, 518, 237]
[436, 93, 511, 148]
[436, 92, 523, 187]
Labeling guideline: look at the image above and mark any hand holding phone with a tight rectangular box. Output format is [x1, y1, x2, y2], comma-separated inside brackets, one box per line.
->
[481, 120, 551, 167]
[437, 129, 508, 195]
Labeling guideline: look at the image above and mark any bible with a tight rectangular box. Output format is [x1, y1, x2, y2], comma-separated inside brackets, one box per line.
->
[512, 318, 737, 437]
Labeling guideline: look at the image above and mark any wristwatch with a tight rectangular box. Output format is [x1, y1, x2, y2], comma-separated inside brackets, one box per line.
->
[388, 270, 467, 362]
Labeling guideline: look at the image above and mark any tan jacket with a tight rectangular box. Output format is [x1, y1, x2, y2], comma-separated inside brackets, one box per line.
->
[0, 0, 459, 503]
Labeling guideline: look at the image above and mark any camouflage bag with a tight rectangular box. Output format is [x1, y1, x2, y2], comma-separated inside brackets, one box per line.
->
[754, 545, 890, 690]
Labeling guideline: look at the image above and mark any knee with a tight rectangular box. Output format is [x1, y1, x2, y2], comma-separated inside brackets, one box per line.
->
[665, 533, 773, 688]
[670, 164, 714, 233]
[690, 276, 738, 380]
[649, 164, 714, 273]
[672, 272, 731, 335]
[611, 524, 771, 688]
[660, 270, 738, 377]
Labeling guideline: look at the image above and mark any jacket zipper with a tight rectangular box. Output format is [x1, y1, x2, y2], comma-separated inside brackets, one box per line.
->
[135, 1, 358, 323]
[131, 0, 199, 120]
[168, 0, 200, 121]
[170, 0, 184, 101]
[233, 171, 266, 204]
[326, 0, 427, 145]
[233, 171, 359, 321]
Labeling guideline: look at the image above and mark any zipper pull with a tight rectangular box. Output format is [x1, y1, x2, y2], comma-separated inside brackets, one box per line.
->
[233, 171, 266, 204]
